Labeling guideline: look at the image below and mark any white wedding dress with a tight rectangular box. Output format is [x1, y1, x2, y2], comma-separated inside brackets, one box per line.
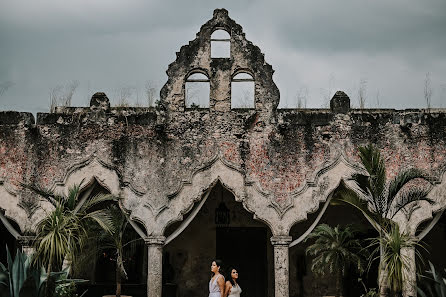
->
[209, 274, 224, 297]
[228, 283, 242, 297]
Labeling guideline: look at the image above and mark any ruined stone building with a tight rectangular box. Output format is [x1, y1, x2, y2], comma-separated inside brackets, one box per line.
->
[1, 8, 446, 297]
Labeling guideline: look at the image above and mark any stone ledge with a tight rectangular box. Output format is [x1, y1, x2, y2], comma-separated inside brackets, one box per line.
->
[0, 111, 35, 125]
[36, 111, 158, 125]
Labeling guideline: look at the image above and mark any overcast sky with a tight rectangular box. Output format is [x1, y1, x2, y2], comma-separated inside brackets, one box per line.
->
[1, 0, 445, 115]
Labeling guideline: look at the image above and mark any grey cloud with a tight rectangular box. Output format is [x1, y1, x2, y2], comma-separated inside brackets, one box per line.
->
[0, 0, 445, 114]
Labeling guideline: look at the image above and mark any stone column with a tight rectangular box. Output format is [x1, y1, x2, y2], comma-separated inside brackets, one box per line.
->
[402, 246, 417, 297]
[17, 235, 35, 257]
[271, 235, 292, 297]
[145, 235, 165, 297]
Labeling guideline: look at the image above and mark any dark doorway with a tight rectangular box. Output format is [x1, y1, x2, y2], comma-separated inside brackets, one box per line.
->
[216, 227, 267, 297]
[164, 182, 273, 297]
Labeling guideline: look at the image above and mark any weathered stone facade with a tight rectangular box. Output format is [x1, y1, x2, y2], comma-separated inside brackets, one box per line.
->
[1, 8, 446, 297]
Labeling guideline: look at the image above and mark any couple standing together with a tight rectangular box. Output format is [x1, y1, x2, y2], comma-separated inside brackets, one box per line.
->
[209, 260, 242, 297]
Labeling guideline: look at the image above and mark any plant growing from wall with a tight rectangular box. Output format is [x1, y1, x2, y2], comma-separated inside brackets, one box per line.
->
[306, 224, 366, 297]
[333, 144, 434, 296]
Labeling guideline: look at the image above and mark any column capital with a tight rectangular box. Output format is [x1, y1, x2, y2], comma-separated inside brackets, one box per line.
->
[270, 235, 292, 246]
[144, 235, 166, 246]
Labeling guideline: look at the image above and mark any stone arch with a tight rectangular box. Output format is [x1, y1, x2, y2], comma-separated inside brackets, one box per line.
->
[231, 70, 255, 109]
[1, 157, 134, 234]
[184, 70, 210, 108]
[0, 181, 27, 234]
[210, 28, 231, 58]
[232, 68, 255, 79]
[210, 26, 231, 36]
[55, 157, 148, 235]
[162, 179, 275, 297]
[184, 68, 210, 80]
[282, 153, 367, 236]
[51, 157, 122, 197]
[0, 180, 52, 234]
[395, 168, 446, 237]
[163, 177, 274, 244]
[10, 157, 125, 233]
[130, 156, 284, 236]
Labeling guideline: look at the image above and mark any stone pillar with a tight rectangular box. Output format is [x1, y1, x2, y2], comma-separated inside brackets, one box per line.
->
[271, 235, 292, 297]
[402, 246, 417, 297]
[17, 235, 35, 257]
[145, 236, 165, 297]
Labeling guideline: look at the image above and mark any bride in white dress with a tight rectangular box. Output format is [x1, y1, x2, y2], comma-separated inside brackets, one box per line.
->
[225, 267, 242, 297]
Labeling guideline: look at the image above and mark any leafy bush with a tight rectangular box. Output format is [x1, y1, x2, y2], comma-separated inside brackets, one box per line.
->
[0, 246, 86, 297]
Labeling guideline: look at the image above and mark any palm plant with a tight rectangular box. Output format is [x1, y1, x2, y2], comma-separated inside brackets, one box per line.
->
[306, 224, 365, 297]
[333, 144, 434, 295]
[23, 181, 117, 297]
[103, 205, 129, 297]
[77, 204, 143, 297]
[370, 224, 424, 296]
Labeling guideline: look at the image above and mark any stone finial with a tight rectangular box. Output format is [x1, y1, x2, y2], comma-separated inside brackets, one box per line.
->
[330, 91, 350, 114]
[213, 8, 229, 18]
[90, 92, 110, 111]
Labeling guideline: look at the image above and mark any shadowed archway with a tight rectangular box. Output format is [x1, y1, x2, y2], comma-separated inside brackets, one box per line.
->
[288, 185, 379, 297]
[163, 181, 274, 297]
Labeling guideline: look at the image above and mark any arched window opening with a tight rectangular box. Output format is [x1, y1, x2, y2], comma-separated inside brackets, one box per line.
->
[211, 30, 231, 58]
[185, 72, 210, 108]
[231, 72, 255, 108]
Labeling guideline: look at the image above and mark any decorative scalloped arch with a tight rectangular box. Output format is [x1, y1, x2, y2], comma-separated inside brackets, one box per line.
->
[128, 155, 284, 235]
[282, 152, 367, 234]
[128, 149, 370, 237]
[396, 169, 446, 236]
[161, 156, 277, 233]
[0, 181, 26, 234]
[51, 157, 121, 196]
[0, 180, 54, 233]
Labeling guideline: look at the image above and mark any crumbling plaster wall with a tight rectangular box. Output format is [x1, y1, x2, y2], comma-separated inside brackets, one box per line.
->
[1, 9, 446, 237]
[1, 105, 446, 235]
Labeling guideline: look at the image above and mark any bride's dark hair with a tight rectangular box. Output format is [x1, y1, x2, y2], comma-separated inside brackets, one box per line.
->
[226, 267, 239, 286]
